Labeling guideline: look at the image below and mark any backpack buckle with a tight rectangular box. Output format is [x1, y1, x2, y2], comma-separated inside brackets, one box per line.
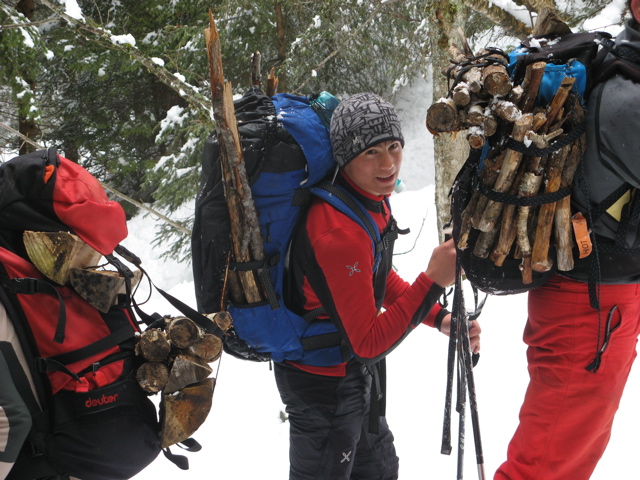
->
[10, 278, 38, 295]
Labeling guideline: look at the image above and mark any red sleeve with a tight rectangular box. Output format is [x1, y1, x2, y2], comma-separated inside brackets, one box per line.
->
[307, 203, 444, 360]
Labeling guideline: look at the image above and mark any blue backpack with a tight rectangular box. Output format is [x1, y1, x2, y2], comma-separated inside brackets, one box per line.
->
[192, 88, 390, 365]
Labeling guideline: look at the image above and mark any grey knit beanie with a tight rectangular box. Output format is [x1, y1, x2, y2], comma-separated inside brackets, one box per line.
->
[330, 93, 404, 168]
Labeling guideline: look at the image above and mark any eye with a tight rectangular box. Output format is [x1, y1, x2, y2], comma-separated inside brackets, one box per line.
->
[388, 141, 401, 151]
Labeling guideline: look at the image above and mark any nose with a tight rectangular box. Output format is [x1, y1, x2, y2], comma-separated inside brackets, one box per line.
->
[379, 149, 394, 171]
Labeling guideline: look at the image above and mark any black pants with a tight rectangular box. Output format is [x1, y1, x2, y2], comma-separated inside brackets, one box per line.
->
[274, 360, 399, 480]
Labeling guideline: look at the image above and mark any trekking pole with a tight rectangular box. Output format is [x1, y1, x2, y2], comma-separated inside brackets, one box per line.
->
[460, 299, 486, 480]
[456, 341, 467, 480]
[441, 292, 458, 456]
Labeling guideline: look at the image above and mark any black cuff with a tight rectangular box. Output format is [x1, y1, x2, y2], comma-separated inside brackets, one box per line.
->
[434, 308, 450, 332]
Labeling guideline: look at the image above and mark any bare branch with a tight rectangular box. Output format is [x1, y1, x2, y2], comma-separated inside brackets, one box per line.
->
[0, 121, 191, 235]
[461, 0, 532, 40]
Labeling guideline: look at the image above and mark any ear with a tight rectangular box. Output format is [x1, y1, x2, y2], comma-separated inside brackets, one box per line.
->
[632, 0, 640, 23]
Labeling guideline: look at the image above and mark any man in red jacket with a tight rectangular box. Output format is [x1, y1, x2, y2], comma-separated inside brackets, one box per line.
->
[275, 92, 481, 480]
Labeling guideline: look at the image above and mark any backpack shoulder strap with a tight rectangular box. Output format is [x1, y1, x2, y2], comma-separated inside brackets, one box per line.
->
[309, 182, 386, 272]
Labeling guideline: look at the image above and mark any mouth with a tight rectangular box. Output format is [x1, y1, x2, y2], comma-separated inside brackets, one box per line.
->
[377, 173, 396, 182]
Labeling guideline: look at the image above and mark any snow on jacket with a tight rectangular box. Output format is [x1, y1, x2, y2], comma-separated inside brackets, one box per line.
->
[568, 19, 640, 284]
[287, 172, 445, 376]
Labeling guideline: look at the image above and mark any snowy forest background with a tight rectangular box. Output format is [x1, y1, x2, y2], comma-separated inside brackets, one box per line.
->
[1, 0, 639, 478]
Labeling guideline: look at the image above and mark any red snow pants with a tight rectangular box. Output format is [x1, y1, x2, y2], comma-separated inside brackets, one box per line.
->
[495, 274, 640, 480]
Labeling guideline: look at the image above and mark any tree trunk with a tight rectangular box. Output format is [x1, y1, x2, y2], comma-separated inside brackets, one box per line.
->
[428, 0, 472, 240]
[274, 1, 288, 92]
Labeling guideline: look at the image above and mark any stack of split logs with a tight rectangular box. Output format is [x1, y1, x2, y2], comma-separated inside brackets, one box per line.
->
[204, 10, 274, 306]
[21, 229, 230, 448]
[134, 311, 231, 448]
[426, 14, 586, 285]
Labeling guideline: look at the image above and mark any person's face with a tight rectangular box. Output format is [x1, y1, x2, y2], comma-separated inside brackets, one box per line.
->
[343, 140, 403, 196]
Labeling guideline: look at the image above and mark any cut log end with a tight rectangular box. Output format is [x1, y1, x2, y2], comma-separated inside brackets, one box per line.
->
[160, 378, 215, 448]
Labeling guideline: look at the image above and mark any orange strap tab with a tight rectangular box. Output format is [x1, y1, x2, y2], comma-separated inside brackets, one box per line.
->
[572, 212, 592, 259]
[43, 164, 55, 183]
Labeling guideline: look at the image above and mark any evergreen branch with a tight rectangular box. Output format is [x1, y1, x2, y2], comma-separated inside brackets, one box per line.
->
[0, 121, 192, 235]
[38, 0, 212, 124]
[292, 0, 402, 94]
[461, 0, 532, 40]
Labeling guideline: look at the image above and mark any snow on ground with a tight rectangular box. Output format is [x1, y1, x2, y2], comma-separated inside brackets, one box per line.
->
[127, 75, 640, 480]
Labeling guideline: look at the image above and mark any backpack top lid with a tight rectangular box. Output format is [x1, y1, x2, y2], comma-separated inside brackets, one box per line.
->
[0, 147, 127, 256]
[271, 93, 336, 186]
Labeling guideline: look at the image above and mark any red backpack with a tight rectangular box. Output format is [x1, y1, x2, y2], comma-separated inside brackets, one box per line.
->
[0, 148, 215, 480]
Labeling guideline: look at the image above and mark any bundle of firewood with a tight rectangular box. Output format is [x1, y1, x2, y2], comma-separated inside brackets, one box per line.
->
[134, 311, 232, 448]
[427, 14, 586, 284]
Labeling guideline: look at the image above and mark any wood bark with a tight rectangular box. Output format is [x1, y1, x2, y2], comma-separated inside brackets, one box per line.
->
[160, 378, 215, 448]
[136, 328, 171, 362]
[165, 354, 214, 394]
[69, 267, 142, 313]
[205, 12, 264, 304]
[23, 231, 102, 285]
[250, 51, 261, 87]
[476, 114, 533, 232]
[426, 98, 459, 134]
[479, 50, 512, 97]
[167, 316, 201, 349]
[555, 141, 584, 271]
[136, 362, 169, 394]
[531, 144, 571, 271]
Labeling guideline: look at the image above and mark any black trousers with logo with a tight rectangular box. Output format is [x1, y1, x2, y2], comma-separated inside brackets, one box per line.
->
[274, 359, 399, 480]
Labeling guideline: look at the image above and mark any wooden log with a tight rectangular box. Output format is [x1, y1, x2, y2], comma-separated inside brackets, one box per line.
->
[164, 354, 214, 394]
[136, 328, 172, 362]
[466, 104, 485, 126]
[480, 51, 512, 97]
[136, 361, 169, 394]
[188, 334, 223, 363]
[476, 114, 534, 232]
[23, 231, 102, 285]
[518, 62, 547, 114]
[452, 83, 471, 107]
[426, 98, 459, 134]
[489, 203, 517, 265]
[250, 51, 261, 86]
[69, 267, 141, 313]
[266, 67, 278, 97]
[467, 128, 486, 149]
[447, 45, 483, 93]
[555, 141, 584, 271]
[205, 311, 233, 331]
[167, 316, 200, 349]
[531, 144, 571, 272]
[532, 7, 573, 37]
[160, 378, 215, 448]
[205, 12, 264, 304]
[483, 113, 498, 137]
[493, 100, 522, 122]
[489, 161, 528, 265]
[473, 228, 499, 259]
[470, 151, 506, 230]
[508, 85, 524, 105]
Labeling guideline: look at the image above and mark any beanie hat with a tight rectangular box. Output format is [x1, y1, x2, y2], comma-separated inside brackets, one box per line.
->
[330, 93, 404, 168]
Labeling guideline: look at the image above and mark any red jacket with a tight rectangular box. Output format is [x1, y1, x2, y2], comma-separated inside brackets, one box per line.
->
[288, 173, 445, 376]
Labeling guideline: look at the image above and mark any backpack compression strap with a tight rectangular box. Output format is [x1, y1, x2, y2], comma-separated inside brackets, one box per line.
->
[309, 181, 402, 273]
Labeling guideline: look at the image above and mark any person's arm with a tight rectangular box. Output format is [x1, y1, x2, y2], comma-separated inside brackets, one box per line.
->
[309, 225, 453, 363]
